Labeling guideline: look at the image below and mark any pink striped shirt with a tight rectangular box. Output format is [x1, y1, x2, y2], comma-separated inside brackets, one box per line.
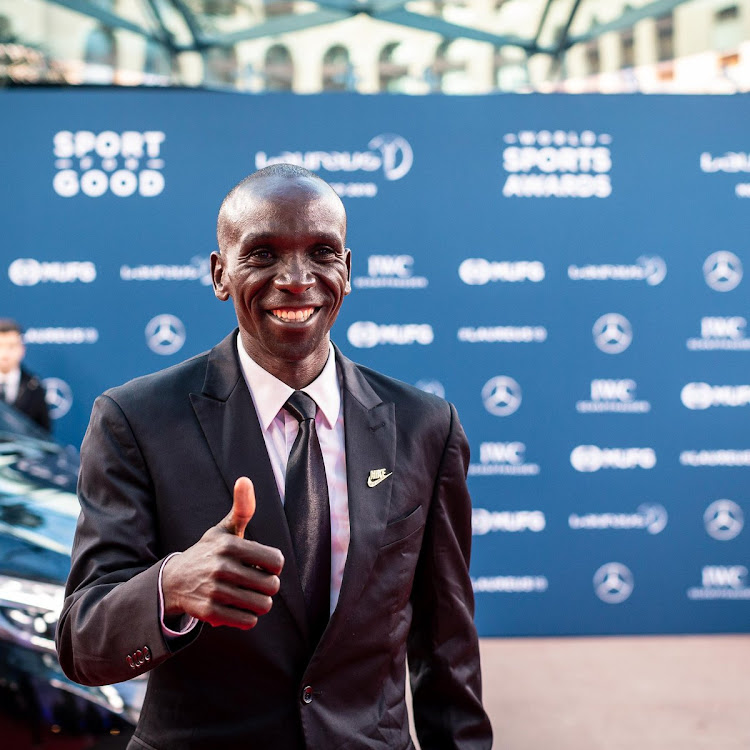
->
[237, 337, 350, 614]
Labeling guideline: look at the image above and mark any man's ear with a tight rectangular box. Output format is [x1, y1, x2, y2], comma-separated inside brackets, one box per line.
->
[210, 251, 230, 300]
[344, 247, 352, 295]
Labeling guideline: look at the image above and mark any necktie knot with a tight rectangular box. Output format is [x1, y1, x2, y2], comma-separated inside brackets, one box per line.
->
[284, 390, 317, 423]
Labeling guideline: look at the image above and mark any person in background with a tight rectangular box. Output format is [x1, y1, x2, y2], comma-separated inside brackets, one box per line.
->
[0, 318, 51, 432]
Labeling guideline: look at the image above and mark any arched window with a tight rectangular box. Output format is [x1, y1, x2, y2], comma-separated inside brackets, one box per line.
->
[84, 27, 116, 67]
[493, 47, 529, 92]
[264, 44, 293, 91]
[84, 27, 117, 83]
[427, 40, 467, 93]
[322, 45, 353, 91]
[378, 42, 408, 92]
[204, 46, 238, 87]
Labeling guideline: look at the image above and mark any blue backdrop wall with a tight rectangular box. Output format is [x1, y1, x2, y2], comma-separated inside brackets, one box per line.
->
[4, 90, 749, 637]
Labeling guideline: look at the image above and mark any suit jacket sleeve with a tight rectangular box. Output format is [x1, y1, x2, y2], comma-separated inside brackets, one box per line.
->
[56, 394, 200, 687]
[407, 402, 493, 749]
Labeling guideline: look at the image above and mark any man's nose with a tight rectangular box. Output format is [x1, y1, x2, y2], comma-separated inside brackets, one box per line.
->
[274, 256, 315, 293]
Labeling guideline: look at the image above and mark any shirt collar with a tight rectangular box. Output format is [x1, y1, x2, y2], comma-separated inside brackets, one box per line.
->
[236, 335, 341, 431]
[0, 368, 20, 386]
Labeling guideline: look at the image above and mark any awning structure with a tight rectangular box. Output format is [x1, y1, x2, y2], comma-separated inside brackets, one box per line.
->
[45, 0, 692, 69]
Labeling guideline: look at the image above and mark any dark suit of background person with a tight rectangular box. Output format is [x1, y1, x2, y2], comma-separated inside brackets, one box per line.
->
[0, 319, 51, 432]
[14, 370, 51, 431]
[55, 167, 492, 750]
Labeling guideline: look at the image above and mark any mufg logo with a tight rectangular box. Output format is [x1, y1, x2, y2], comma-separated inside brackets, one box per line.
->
[53, 130, 165, 198]
[347, 322, 433, 348]
[681, 382, 750, 409]
[9, 259, 96, 286]
[255, 134, 412, 198]
[571, 445, 656, 472]
[458, 259, 545, 285]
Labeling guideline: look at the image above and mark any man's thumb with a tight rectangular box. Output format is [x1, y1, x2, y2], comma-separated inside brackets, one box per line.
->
[224, 476, 256, 538]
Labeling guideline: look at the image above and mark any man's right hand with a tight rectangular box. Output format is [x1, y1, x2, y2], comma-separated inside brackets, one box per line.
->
[162, 477, 284, 630]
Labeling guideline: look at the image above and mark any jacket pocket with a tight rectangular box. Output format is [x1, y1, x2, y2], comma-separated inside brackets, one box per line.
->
[380, 504, 425, 548]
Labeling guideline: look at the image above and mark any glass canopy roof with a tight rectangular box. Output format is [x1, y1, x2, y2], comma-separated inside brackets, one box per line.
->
[0, 0, 744, 93]
[37, 0, 691, 58]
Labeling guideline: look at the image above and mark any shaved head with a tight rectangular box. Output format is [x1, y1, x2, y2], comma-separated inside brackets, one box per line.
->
[209, 163, 351, 388]
[216, 165, 346, 254]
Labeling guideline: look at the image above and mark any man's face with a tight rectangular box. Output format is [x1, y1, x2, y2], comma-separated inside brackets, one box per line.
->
[211, 176, 351, 384]
[0, 331, 25, 375]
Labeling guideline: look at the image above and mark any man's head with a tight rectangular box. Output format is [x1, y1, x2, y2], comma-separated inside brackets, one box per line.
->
[0, 319, 25, 376]
[211, 165, 351, 388]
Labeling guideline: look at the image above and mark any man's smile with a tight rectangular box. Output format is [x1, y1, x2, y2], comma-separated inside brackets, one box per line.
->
[269, 307, 318, 323]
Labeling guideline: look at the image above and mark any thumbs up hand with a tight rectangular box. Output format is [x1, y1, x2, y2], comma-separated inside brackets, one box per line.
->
[223, 476, 256, 538]
[162, 477, 284, 630]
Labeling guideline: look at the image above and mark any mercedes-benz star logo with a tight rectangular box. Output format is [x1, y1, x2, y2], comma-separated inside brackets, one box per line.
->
[703, 251, 743, 292]
[42, 377, 73, 420]
[593, 562, 634, 604]
[704, 499, 744, 541]
[593, 313, 632, 354]
[481, 376, 522, 417]
[145, 314, 186, 355]
[415, 380, 445, 398]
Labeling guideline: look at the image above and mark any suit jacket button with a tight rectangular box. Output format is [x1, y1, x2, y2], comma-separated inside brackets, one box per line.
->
[302, 686, 313, 704]
[126, 655, 135, 669]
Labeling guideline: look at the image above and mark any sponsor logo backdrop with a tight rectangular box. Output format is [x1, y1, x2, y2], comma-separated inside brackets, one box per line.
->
[5, 90, 749, 637]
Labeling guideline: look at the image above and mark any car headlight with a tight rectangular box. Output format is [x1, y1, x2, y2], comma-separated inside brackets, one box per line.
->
[0, 574, 64, 653]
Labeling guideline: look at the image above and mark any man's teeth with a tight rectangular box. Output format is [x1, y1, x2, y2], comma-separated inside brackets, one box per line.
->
[272, 308, 315, 322]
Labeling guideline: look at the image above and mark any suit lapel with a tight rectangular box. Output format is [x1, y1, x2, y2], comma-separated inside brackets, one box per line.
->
[14, 371, 30, 408]
[323, 347, 396, 641]
[189, 331, 308, 641]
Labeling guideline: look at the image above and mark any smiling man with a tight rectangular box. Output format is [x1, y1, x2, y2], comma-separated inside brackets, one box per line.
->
[57, 165, 492, 750]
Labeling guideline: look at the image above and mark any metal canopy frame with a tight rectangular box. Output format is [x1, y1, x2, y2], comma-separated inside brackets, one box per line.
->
[46, 0, 692, 65]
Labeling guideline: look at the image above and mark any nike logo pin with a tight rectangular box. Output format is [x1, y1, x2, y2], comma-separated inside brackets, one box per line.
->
[367, 468, 393, 488]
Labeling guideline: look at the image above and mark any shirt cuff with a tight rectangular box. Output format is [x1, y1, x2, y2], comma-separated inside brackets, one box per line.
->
[158, 552, 199, 637]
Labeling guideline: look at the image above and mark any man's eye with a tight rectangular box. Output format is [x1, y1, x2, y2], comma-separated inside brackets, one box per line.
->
[248, 249, 274, 261]
[313, 247, 335, 257]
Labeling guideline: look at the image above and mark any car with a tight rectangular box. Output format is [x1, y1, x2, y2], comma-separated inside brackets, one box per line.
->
[0, 400, 144, 747]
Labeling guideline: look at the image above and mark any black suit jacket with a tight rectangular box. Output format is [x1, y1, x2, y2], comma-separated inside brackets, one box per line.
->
[56, 331, 492, 750]
[14, 369, 50, 432]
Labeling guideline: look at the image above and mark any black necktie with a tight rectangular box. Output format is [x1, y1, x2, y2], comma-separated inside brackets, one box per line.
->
[283, 391, 331, 647]
[0, 381, 6, 403]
